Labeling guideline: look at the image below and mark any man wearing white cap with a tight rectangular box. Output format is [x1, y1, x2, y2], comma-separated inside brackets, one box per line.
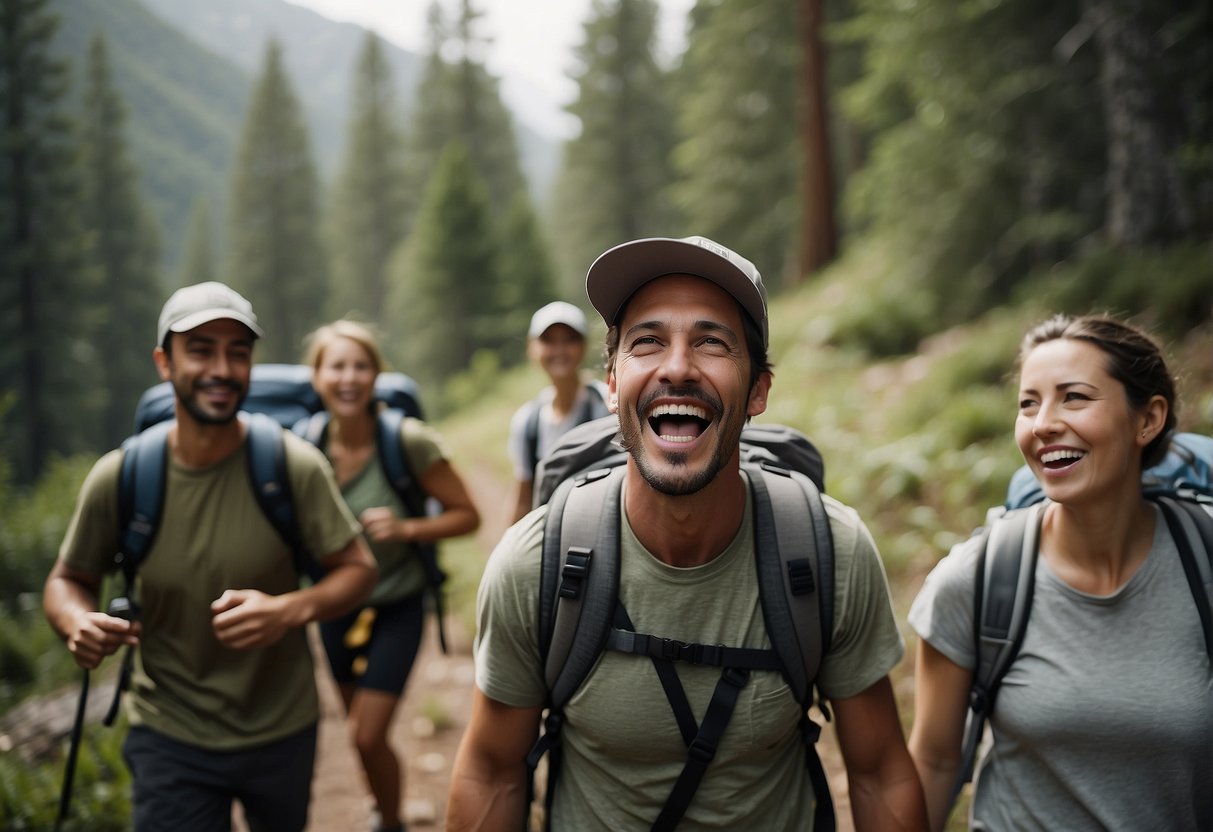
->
[449, 238, 926, 830]
[506, 300, 610, 523]
[44, 281, 377, 831]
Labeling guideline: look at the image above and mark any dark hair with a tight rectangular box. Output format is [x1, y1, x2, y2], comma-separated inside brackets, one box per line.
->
[603, 293, 773, 389]
[1017, 314, 1177, 468]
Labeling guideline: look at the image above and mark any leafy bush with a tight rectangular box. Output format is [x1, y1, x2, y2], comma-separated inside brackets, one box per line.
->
[0, 723, 130, 830]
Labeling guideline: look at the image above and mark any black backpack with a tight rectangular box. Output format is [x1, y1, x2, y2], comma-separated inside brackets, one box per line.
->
[948, 434, 1213, 816]
[525, 415, 838, 832]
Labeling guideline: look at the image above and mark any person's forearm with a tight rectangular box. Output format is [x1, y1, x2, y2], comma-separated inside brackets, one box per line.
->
[43, 574, 99, 640]
[404, 505, 480, 542]
[850, 767, 929, 832]
[911, 753, 961, 832]
[286, 559, 377, 625]
[446, 768, 528, 831]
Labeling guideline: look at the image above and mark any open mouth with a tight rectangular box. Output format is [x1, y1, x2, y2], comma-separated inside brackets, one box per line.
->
[648, 403, 711, 444]
[1040, 449, 1086, 471]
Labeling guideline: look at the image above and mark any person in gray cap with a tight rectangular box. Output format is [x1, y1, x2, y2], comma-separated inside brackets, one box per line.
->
[448, 237, 926, 830]
[506, 300, 610, 523]
[43, 281, 377, 832]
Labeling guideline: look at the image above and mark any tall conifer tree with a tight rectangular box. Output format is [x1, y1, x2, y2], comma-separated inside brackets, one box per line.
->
[404, 0, 527, 219]
[550, 0, 680, 294]
[225, 40, 327, 362]
[179, 196, 216, 287]
[0, 0, 96, 480]
[673, 0, 800, 284]
[495, 191, 557, 364]
[390, 142, 498, 395]
[327, 32, 410, 325]
[79, 34, 162, 447]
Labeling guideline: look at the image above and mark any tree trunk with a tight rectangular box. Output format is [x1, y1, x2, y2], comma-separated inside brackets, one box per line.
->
[797, 0, 837, 281]
[1085, 0, 1191, 245]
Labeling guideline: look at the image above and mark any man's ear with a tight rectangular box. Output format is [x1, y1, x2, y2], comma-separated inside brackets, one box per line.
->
[746, 371, 772, 419]
[152, 345, 172, 382]
[607, 370, 619, 413]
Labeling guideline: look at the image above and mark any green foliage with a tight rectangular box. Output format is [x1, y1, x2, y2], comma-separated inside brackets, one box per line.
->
[1017, 242, 1213, 344]
[549, 0, 681, 295]
[495, 192, 558, 366]
[178, 197, 217, 286]
[327, 32, 411, 327]
[672, 0, 801, 284]
[403, 0, 527, 229]
[78, 34, 163, 448]
[225, 40, 329, 362]
[390, 143, 501, 406]
[0, 723, 131, 830]
[0, 0, 100, 482]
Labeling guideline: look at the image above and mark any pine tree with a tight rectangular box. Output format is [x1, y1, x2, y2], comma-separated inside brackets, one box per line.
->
[390, 142, 499, 396]
[404, 0, 527, 220]
[0, 0, 97, 481]
[327, 32, 410, 325]
[549, 0, 680, 294]
[495, 191, 558, 365]
[179, 196, 216, 287]
[672, 0, 801, 285]
[79, 34, 162, 447]
[225, 40, 327, 363]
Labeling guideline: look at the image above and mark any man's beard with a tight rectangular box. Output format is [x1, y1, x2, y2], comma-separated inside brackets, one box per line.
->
[618, 387, 741, 497]
[174, 378, 247, 425]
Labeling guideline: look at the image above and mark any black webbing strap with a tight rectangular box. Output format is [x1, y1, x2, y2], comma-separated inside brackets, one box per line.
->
[1156, 497, 1213, 660]
[606, 629, 783, 672]
[652, 666, 751, 831]
[611, 602, 758, 832]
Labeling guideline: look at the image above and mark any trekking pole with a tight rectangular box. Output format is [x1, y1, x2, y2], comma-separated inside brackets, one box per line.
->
[54, 669, 90, 832]
[55, 595, 139, 831]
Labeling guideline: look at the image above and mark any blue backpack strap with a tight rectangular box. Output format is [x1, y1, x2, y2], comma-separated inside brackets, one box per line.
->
[1154, 496, 1213, 660]
[244, 413, 312, 580]
[376, 408, 449, 653]
[116, 420, 174, 586]
[950, 502, 1042, 809]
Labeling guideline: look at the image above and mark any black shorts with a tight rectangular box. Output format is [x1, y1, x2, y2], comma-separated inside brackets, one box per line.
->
[122, 723, 316, 832]
[318, 593, 425, 696]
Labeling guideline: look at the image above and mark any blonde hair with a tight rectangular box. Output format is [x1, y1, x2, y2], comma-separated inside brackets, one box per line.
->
[303, 319, 387, 375]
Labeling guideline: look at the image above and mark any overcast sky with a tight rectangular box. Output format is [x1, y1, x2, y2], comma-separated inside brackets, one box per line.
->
[284, 0, 695, 139]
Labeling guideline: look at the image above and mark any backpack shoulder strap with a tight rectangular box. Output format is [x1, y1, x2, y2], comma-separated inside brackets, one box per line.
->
[244, 413, 312, 580]
[116, 420, 174, 587]
[1153, 495, 1213, 660]
[950, 501, 1042, 807]
[524, 397, 544, 477]
[541, 466, 625, 701]
[376, 408, 450, 653]
[744, 460, 833, 705]
[293, 410, 329, 444]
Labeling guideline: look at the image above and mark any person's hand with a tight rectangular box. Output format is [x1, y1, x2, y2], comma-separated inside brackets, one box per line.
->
[210, 589, 290, 649]
[360, 506, 408, 543]
[64, 611, 141, 670]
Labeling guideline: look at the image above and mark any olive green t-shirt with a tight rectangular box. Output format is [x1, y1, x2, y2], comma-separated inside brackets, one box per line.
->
[59, 429, 361, 751]
[474, 471, 904, 831]
[328, 417, 448, 605]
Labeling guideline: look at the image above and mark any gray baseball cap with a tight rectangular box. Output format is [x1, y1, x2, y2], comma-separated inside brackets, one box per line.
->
[156, 281, 263, 347]
[585, 236, 768, 347]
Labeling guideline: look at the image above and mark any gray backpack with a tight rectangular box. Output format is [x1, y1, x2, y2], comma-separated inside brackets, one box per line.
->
[524, 415, 838, 832]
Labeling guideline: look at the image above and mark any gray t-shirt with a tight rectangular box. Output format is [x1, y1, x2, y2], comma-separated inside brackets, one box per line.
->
[909, 505, 1213, 831]
[475, 471, 904, 831]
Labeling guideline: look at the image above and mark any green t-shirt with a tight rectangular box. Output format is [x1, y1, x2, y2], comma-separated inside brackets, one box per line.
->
[60, 430, 362, 751]
[474, 471, 904, 831]
[328, 416, 448, 605]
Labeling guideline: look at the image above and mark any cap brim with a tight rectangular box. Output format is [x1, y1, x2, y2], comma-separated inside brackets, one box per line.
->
[585, 237, 765, 338]
[169, 310, 263, 339]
